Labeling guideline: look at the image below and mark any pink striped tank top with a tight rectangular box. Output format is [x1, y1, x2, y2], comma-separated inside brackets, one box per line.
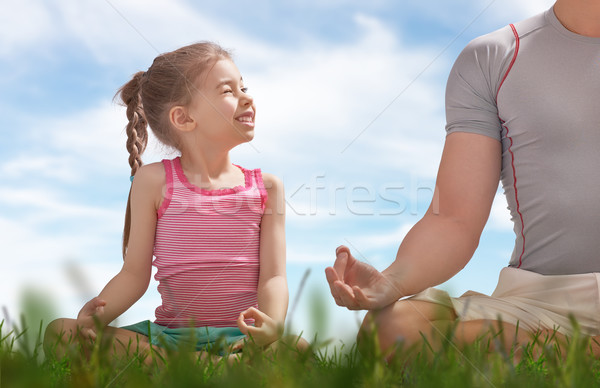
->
[153, 157, 267, 328]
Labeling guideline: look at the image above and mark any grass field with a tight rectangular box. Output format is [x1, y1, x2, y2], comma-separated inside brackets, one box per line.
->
[2, 316, 600, 388]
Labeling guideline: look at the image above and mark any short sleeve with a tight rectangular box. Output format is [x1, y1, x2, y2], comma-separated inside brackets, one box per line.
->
[445, 26, 517, 141]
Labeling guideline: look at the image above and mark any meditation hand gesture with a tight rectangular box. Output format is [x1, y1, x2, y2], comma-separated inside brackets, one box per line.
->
[237, 307, 283, 347]
[325, 246, 402, 311]
[76, 297, 106, 340]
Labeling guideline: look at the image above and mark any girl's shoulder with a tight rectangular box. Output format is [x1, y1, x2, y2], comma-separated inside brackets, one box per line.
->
[259, 172, 284, 211]
[132, 162, 166, 196]
[134, 162, 166, 185]
[131, 162, 166, 211]
[259, 172, 283, 191]
[256, 172, 284, 217]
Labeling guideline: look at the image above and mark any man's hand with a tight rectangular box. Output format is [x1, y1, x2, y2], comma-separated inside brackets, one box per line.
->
[325, 246, 401, 310]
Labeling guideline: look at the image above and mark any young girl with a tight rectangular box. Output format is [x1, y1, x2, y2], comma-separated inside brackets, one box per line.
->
[44, 42, 289, 360]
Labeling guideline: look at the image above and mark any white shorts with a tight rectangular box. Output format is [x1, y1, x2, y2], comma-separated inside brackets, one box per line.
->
[409, 267, 600, 336]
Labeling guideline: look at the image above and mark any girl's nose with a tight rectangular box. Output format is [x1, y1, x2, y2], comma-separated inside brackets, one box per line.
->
[241, 92, 254, 105]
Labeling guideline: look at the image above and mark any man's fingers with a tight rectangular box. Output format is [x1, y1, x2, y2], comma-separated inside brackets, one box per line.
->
[352, 286, 372, 310]
[325, 266, 340, 285]
[325, 267, 346, 305]
[333, 246, 351, 281]
[335, 245, 349, 255]
[333, 281, 359, 310]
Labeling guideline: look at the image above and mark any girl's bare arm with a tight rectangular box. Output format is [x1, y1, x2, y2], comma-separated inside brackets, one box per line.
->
[79, 163, 164, 328]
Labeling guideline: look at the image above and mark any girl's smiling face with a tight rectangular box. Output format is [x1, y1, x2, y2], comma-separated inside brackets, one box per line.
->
[187, 59, 256, 148]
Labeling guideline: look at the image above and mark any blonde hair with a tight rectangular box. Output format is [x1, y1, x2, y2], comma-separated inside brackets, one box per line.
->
[115, 42, 233, 258]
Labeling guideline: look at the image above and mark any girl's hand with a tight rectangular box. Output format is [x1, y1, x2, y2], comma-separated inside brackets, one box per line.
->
[325, 246, 401, 310]
[237, 307, 283, 347]
[76, 297, 106, 340]
[228, 338, 246, 353]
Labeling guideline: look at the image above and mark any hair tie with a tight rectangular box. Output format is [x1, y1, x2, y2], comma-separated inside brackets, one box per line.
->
[130, 176, 135, 183]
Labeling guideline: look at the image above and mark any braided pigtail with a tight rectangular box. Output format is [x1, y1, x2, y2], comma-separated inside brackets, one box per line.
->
[116, 71, 148, 259]
[122, 71, 149, 177]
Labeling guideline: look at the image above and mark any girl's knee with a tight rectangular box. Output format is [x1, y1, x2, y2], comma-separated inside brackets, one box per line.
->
[44, 318, 77, 345]
[43, 318, 77, 357]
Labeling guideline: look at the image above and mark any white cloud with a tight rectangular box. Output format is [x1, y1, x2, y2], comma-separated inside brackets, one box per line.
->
[39, 102, 131, 170]
[0, 192, 123, 259]
[0, 187, 109, 218]
[491, 0, 555, 21]
[0, 0, 557, 65]
[1, 0, 284, 66]
[1, 255, 126, 323]
[21, 101, 169, 179]
[363, 136, 444, 179]
[406, 0, 555, 32]
[228, 14, 449, 187]
[54, 0, 229, 64]
[0, 214, 121, 319]
[0, 0, 56, 57]
[488, 191, 513, 231]
[247, 15, 444, 140]
[353, 222, 415, 248]
[0, 183, 124, 321]
[0, 155, 80, 183]
[288, 251, 334, 264]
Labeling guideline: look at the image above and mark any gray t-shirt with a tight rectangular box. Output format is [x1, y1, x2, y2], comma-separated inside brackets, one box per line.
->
[445, 7, 600, 275]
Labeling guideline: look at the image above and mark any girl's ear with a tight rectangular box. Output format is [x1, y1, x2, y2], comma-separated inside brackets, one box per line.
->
[169, 105, 196, 132]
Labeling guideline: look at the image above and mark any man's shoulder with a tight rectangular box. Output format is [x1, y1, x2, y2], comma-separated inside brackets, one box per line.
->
[465, 9, 548, 54]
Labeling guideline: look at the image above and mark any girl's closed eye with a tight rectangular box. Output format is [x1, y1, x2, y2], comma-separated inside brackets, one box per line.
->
[223, 87, 247, 94]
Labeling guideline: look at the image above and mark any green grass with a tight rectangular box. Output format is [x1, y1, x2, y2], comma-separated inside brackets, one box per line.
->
[3, 317, 600, 388]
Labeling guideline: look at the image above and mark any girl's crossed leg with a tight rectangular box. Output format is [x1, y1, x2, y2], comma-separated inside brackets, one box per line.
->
[44, 318, 166, 365]
[44, 318, 307, 365]
[44, 318, 244, 366]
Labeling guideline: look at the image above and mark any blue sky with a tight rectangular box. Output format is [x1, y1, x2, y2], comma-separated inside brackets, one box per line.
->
[1, 0, 554, 344]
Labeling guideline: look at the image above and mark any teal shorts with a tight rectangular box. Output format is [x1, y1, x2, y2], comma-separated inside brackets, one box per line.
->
[121, 320, 246, 353]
